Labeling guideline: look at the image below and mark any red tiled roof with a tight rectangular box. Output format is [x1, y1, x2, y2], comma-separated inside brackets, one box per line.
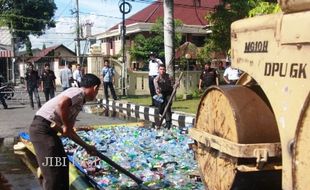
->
[109, 0, 220, 31]
[28, 45, 61, 62]
[28, 44, 75, 63]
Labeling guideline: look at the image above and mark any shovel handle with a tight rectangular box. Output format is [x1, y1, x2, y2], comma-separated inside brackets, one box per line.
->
[95, 151, 144, 185]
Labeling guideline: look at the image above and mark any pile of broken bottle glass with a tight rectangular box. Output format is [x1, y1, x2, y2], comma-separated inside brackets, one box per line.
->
[62, 125, 204, 190]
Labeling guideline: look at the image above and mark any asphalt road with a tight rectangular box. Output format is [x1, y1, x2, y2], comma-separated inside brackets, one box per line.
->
[0, 87, 124, 138]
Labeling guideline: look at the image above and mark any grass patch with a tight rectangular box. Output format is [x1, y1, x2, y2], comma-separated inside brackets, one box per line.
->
[121, 95, 200, 114]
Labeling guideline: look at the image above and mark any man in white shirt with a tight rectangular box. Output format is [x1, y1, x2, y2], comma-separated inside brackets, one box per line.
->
[73, 64, 82, 86]
[148, 52, 163, 106]
[223, 61, 241, 85]
[59, 63, 73, 91]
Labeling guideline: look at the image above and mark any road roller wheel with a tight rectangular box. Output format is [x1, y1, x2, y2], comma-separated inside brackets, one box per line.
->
[236, 73, 273, 111]
[293, 94, 310, 190]
[194, 85, 281, 190]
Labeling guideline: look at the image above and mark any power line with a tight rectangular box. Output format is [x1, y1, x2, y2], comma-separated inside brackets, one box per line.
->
[0, 1, 213, 24]
[55, 0, 74, 18]
[3, 27, 76, 34]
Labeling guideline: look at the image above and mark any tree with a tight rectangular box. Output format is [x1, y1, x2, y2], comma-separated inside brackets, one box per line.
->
[129, 17, 183, 64]
[199, 0, 278, 61]
[248, 1, 280, 17]
[42, 43, 46, 50]
[0, 0, 56, 54]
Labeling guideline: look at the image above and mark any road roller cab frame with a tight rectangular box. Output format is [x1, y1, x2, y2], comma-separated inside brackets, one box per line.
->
[189, 0, 310, 189]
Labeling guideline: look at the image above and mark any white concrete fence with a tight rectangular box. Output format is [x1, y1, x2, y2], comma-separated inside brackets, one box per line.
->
[123, 70, 201, 96]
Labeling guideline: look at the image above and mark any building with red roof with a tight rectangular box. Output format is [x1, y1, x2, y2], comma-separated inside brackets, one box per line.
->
[94, 0, 220, 68]
[18, 44, 77, 85]
[88, 0, 222, 96]
[27, 44, 76, 64]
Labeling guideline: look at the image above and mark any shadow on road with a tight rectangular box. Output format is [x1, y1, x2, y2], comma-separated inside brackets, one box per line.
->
[4, 106, 26, 110]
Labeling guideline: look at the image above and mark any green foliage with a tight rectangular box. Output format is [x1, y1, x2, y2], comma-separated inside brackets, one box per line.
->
[192, 89, 201, 99]
[197, 39, 219, 63]
[0, 0, 56, 50]
[248, 2, 281, 17]
[129, 17, 183, 63]
[199, 0, 278, 60]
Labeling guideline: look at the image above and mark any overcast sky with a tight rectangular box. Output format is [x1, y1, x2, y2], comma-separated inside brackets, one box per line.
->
[29, 0, 153, 51]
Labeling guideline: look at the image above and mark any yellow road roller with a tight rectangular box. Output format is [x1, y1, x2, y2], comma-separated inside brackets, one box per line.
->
[189, 0, 310, 189]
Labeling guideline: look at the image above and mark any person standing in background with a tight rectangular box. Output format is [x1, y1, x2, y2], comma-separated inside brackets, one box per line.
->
[148, 52, 163, 106]
[25, 63, 41, 109]
[60, 63, 73, 91]
[223, 61, 241, 85]
[41, 63, 56, 101]
[102, 60, 117, 101]
[154, 64, 175, 129]
[198, 61, 219, 92]
[73, 64, 82, 87]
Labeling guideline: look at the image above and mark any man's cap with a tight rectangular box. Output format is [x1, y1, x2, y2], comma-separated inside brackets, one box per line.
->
[149, 52, 155, 56]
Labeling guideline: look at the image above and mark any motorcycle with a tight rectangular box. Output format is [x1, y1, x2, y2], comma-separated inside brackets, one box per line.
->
[0, 82, 15, 100]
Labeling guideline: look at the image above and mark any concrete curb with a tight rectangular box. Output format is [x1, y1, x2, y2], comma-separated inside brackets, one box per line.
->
[84, 99, 196, 127]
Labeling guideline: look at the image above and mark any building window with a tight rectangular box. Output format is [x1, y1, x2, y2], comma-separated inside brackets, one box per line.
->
[110, 40, 113, 50]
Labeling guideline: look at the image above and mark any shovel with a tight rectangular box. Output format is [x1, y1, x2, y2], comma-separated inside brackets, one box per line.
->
[94, 150, 150, 189]
[56, 131, 149, 188]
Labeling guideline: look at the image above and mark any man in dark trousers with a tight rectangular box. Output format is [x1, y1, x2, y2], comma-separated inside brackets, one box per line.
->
[25, 63, 41, 109]
[0, 74, 8, 109]
[101, 60, 117, 100]
[198, 61, 219, 92]
[29, 74, 100, 190]
[154, 64, 174, 129]
[41, 63, 56, 101]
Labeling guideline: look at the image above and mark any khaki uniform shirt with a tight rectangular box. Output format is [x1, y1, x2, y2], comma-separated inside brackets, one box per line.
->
[36, 87, 85, 127]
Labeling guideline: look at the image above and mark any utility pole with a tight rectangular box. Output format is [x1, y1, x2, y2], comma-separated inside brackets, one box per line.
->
[81, 21, 94, 67]
[164, 0, 175, 78]
[10, 21, 16, 83]
[119, 0, 131, 96]
[121, 0, 126, 96]
[76, 0, 81, 65]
